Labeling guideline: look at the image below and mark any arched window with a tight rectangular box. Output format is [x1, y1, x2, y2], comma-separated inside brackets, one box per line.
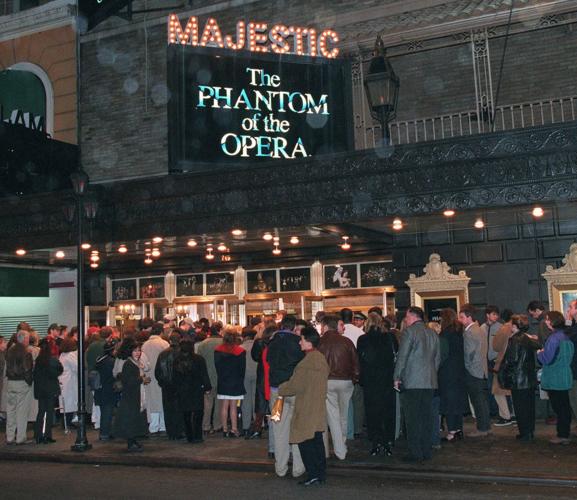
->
[0, 62, 54, 136]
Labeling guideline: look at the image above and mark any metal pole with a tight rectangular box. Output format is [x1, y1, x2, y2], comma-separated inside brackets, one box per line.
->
[72, 195, 91, 451]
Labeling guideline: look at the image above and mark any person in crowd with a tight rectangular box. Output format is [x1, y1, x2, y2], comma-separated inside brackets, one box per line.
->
[58, 338, 78, 426]
[279, 327, 330, 487]
[86, 326, 112, 432]
[481, 306, 511, 426]
[5, 330, 34, 444]
[214, 328, 246, 438]
[174, 339, 212, 443]
[196, 325, 223, 434]
[114, 338, 149, 452]
[438, 309, 466, 442]
[490, 309, 516, 427]
[353, 312, 367, 332]
[45, 324, 60, 358]
[155, 331, 184, 440]
[27, 330, 40, 425]
[241, 327, 258, 436]
[460, 304, 491, 437]
[141, 323, 169, 435]
[394, 307, 440, 463]
[538, 310, 574, 444]
[312, 311, 325, 334]
[247, 325, 276, 443]
[94, 338, 119, 441]
[565, 299, 577, 419]
[357, 312, 397, 456]
[33, 338, 63, 444]
[318, 314, 359, 460]
[527, 301, 549, 344]
[267, 315, 305, 477]
[498, 315, 540, 441]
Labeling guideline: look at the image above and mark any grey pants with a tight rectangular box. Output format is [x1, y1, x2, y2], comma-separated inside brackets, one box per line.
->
[241, 376, 257, 431]
[466, 373, 491, 432]
[6, 380, 33, 444]
[323, 379, 354, 459]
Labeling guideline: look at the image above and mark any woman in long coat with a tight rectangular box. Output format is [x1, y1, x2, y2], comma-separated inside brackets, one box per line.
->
[174, 339, 212, 443]
[58, 338, 78, 425]
[357, 312, 398, 456]
[438, 308, 467, 442]
[279, 327, 329, 486]
[114, 338, 149, 451]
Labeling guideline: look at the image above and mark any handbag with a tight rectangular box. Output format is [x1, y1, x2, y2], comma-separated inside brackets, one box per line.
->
[270, 396, 284, 422]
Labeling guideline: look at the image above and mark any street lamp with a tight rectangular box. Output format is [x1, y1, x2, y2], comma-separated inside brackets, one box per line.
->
[69, 168, 97, 452]
[363, 35, 400, 143]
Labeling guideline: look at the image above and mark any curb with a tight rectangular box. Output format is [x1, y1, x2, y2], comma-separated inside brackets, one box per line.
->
[1, 451, 577, 488]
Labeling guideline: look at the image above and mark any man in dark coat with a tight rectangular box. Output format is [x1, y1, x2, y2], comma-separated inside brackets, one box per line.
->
[174, 339, 212, 443]
[155, 332, 183, 440]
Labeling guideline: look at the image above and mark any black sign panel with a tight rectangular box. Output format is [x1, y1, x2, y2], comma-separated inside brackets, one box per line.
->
[168, 45, 352, 172]
[79, 0, 130, 30]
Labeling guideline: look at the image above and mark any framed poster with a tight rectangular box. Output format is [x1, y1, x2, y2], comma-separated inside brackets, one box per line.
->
[561, 291, 577, 315]
[423, 297, 459, 323]
[139, 277, 165, 299]
[360, 262, 393, 288]
[324, 264, 357, 289]
[247, 270, 277, 293]
[206, 272, 235, 295]
[176, 274, 204, 297]
[280, 267, 311, 292]
[111, 279, 137, 301]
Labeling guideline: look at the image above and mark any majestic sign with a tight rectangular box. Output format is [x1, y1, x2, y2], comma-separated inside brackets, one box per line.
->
[168, 15, 339, 59]
[168, 45, 352, 171]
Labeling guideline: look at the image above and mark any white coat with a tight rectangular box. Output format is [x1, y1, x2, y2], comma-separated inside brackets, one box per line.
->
[59, 350, 78, 413]
[141, 335, 168, 417]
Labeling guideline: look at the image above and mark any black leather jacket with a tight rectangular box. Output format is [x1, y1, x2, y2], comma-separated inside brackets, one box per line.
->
[155, 346, 179, 389]
[499, 333, 540, 390]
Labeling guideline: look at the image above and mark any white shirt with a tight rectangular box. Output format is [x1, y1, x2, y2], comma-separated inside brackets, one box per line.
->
[343, 323, 364, 348]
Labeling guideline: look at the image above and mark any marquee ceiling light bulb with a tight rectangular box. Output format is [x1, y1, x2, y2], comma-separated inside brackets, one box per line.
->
[443, 209, 455, 217]
[90, 262, 99, 269]
[272, 245, 282, 255]
[144, 257, 153, 264]
[90, 254, 100, 262]
[263, 233, 273, 241]
[152, 236, 163, 243]
[55, 251, 65, 259]
[151, 248, 161, 257]
[532, 206, 544, 218]
[205, 249, 215, 260]
[340, 236, 351, 250]
[15, 249, 26, 256]
[187, 239, 198, 247]
[81, 243, 91, 250]
[474, 218, 485, 229]
[231, 229, 243, 236]
[217, 242, 227, 252]
[290, 236, 300, 245]
[392, 218, 403, 230]
[273, 236, 280, 243]
[118, 245, 128, 254]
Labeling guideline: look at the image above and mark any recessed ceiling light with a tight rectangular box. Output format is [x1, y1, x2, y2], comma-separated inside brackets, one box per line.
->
[392, 218, 403, 230]
[263, 232, 273, 241]
[90, 254, 100, 262]
[152, 236, 163, 243]
[55, 250, 65, 259]
[290, 236, 299, 245]
[341, 236, 351, 250]
[144, 257, 153, 264]
[443, 209, 455, 217]
[231, 229, 243, 236]
[118, 244, 128, 254]
[90, 262, 99, 268]
[532, 206, 544, 218]
[151, 248, 161, 257]
[217, 243, 227, 252]
[81, 243, 91, 250]
[15, 249, 26, 256]
[474, 218, 485, 229]
[205, 249, 215, 260]
[187, 239, 198, 247]
[272, 246, 282, 255]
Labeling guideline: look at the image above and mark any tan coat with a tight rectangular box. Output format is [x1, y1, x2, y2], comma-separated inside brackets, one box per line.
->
[278, 350, 329, 444]
[492, 322, 514, 396]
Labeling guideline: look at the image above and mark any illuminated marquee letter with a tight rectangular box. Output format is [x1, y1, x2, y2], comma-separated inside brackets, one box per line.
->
[248, 22, 268, 53]
[318, 30, 339, 58]
[168, 14, 199, 46]
[200, 17, 225, 48]
[269, 24, 290, 54]
[289, 26, 305, 56]
[225, 21, 246, 50]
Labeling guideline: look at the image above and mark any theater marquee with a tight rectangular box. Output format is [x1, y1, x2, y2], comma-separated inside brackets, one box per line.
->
[167, 16, 352, 172]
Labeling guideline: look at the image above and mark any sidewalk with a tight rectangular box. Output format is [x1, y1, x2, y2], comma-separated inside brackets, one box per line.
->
[1, 418, 576, 486]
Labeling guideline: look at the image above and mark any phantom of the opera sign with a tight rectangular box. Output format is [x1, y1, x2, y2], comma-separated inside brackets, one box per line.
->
[167, 19, 352, 171]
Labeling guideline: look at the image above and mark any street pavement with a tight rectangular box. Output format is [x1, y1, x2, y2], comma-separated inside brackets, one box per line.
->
[1, 417, 577, 489]
[0, 461, 575, 500]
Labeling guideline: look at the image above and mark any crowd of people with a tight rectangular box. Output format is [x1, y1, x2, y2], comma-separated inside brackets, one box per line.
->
[1, 299, 576, 486]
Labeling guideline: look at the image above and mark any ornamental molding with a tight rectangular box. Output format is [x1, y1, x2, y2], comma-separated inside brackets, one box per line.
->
[543, 242, 577, 310]
[0, 0, 75, 43]
[406, 253, 471, 306]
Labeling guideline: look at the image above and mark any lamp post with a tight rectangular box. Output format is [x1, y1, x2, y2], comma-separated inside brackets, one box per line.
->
[363, 35, 400, 143]
[70, 168, 96, 452]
